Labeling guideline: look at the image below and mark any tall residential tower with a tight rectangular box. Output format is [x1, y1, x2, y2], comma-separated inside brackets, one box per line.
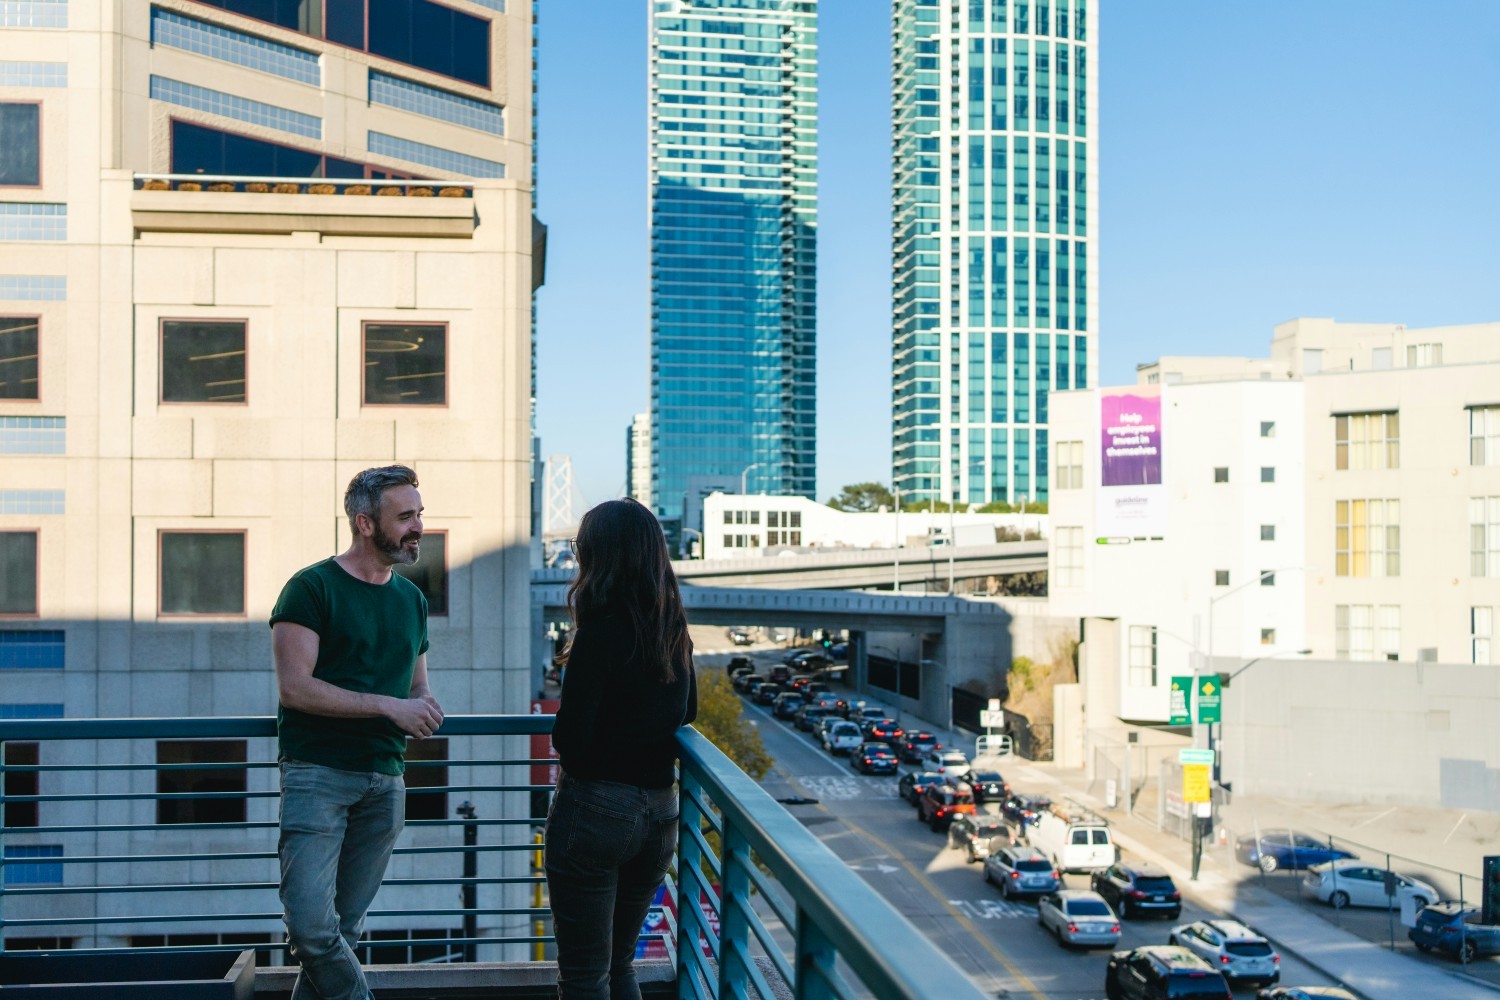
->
[648, 0, 818, 527]
[891, 0, 1097, 506]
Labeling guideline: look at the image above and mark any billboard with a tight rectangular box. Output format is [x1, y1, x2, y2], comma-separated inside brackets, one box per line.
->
[1097, 387, 1166, 537]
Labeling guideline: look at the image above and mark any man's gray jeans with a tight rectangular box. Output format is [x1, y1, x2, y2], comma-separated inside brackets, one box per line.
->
[279, 759, 405, 1000]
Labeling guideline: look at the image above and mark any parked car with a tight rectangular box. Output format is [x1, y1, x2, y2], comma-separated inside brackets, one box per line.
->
[1169, 919, 1280, 989]
[1029, 801, 1115, 874]
[772, 692, 804, 719]
[1000, 793, 1051, 836]
[731, 671, 762, 693]
[1409, 902, 1500, 962]
[1254, 988, 1356, 1000]
[947, 813, 1012, 863]
[922, 748, 970, 775]
[983, 845, 1060, 899]
[917, 780, 976, 831]
[743, 679, 768, 699]
[897, 770, 945, 805]
[1037, 890, 1120, 949]
[753, 682, 782, 705]
[1104, 946, 1231, 1000]
[898, 732, 940, 763]
[850, 742, 899, 775]
[794, 704, 834, 732]
[960, 767, 1007, 804]
[821, 720, 863, 755]
[1299, 859, 1436, 910]
[1092, 863, 1182, 920]
[1234, 831, 1355, 873]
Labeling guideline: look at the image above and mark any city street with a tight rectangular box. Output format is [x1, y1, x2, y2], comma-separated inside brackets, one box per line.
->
[717, 651, 1347, 1000]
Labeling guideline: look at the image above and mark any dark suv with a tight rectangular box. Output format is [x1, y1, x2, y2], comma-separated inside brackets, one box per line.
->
[1104, 946, 1230, 1000]
[916, 780, 975, 831]
[898, 731, 940, 763]
[1093, 863, 1182, 920]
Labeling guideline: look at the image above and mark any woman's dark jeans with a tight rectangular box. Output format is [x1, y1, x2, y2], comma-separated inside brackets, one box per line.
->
[545, 774, 678, 1000]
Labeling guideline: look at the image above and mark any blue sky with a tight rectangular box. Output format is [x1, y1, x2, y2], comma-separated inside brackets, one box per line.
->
[535, 1, 1500, 508]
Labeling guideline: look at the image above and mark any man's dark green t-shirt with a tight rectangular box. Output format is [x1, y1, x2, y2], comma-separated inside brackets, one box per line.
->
[270, 557, 429, 775]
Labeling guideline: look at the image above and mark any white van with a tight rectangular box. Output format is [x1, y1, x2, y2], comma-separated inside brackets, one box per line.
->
[1028, 800, 1115, 874]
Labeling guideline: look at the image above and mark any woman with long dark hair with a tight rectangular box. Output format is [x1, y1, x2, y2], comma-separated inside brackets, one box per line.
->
[546, 498, 698, 1000]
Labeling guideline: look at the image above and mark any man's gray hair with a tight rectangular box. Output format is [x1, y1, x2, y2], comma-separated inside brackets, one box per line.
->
[344, 465, 419, 534]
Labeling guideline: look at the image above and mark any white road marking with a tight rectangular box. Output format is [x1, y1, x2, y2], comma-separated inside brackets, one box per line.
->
[948, 898, 1033, 920]
[849, 862, 900, 874]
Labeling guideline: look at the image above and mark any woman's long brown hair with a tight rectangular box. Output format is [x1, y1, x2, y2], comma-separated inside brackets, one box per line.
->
[563, 498, 691, 682]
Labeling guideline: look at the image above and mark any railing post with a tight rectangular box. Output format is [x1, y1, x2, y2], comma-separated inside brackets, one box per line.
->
[456, 800, 478, 963]
[718, 823, 753, 1000]
[676, 774, 707, 1000]
[793, 905, 836, 1000]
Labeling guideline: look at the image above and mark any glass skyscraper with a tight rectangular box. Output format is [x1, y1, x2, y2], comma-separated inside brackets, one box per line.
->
[649, 0, 818, 521]
[891, 0, 1097, 506]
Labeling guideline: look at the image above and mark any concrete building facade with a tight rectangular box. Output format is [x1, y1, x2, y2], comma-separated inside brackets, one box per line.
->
[625, 410, 651, 509]
[0, 0, 536, 961]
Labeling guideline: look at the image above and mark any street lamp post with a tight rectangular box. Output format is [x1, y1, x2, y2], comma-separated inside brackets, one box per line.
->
[892, 486, 901, 592]
[739, 462, 764, 495]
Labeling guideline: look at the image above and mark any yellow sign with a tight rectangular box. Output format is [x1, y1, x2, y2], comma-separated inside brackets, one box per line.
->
[1182, 763, 1212, 804]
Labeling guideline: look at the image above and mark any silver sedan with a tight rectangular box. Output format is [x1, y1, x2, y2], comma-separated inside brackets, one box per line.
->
[1036, 889, 1121, 948]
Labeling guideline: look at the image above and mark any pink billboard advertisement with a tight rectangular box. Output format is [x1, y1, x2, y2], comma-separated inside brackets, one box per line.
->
[1097, 387, 1167, 537]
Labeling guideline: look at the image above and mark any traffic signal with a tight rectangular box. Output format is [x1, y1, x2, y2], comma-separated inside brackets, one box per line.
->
[822, 637, 833, 649]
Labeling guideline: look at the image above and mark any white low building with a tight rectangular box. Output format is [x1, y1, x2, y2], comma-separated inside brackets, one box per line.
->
[700, 493, 1047, 561]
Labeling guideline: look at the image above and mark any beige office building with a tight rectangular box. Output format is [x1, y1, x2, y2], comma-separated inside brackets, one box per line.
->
[1, 0, 537, 960]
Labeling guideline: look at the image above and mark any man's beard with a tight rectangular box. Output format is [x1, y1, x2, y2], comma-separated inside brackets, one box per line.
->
[374, 523, 421, 565]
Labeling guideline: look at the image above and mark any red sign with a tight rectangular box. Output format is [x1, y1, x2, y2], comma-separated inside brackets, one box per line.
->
[530, 699, 559, 786]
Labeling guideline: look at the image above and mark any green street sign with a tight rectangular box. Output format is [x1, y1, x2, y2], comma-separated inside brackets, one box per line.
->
[1169, 676, 1192, 726]
[1197, 677, 1222, 724]
[1178, 748, 1215, 765]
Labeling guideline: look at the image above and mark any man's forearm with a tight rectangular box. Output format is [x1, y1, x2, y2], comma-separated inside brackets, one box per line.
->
[281, 674, 397, 720]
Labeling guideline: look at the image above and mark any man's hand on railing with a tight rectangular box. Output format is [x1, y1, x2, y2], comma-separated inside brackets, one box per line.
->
[388, 694, 445, 740]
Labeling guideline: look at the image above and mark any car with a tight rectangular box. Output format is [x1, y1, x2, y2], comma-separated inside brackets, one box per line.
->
[782, 647, 817, 664]
[983, 845, 1061, 898]
[1091, 864, 1182, 920]
[946, 813, 1012, 863]
[821, 720, 863, 755]
[1409, 901, 1500, 961]
[801, 682, 833, 703]
[794, 704, 834, 732]
[1299, 859, 1437, 910]
[847, 703, 891, 725]
[787, 674, 813, 692]
[815, 715, 847, 740]
[898, 732, 940, 763]
[753, 682, 782, 705]
[1104, 946, 1231, 1000]
[731, 671, 762, 693]
[917, 780, 976, 831]
[726, 655, 754, 674]
[1254, 988, 1356, 1000]
[960, 768, 1007, 804]
[772, 691, 804, 719]
[898, 770, 945, 805]
[743, 679, 768, 699]
[850, 742, 898, 775]
[768, 664, 793, 684]
[922, 747, 970, 775]
[859, 716, 901, 740]
[1169, 919, 1280, 988]
[1234, 831, 1356, 873]
[1037, 890, 1120, 949]
[792, 653, 833, 671]
[727, 627, 755, 645]
[1000, 793, 1051, 835]
[828, 642, 848, 660]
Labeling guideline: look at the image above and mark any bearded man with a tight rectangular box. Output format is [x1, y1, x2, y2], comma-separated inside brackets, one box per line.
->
[270, 464, 444, 999]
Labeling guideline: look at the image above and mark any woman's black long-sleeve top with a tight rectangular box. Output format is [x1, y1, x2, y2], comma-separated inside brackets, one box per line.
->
[551, 611, 698, 789]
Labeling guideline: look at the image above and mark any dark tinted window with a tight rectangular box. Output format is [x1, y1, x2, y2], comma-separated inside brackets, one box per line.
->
[193, 0, 320, 31]
[0, 317, 39, 400]
[159, 531, 245, 615]
[370, 0, 490, 86]
[1225, 942, 1272, 957]
[1066, 899, 1110, 916]
[363, 322, 446, 405]
[2, 742, 38, 828]
[1016, 859, 1052, 872]
[161, 320, 246, 403]
[1136, 876, 1176, 892]
[0, 531, 39, 615]
[172, 120, 320, 177]
[156, 739, 247, 824]
[971, 770, 1003, 782]
[393, 531, 447, 615]
[403, 737, 447, 820]
[1166, 978, 1229, 1000]
[0, 103, 41, 186]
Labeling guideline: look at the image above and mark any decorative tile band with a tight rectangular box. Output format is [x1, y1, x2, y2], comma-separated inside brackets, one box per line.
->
[370, 71, 503, 136]
[0, 416, 64, 454]
[0, 1, 67, 29]
[0, 275, 64, 300]
[150, 75, 321, 139]
[368, 130, 504, 179]
[0, 489, 63, 514]
[0, 61, 66, 87]
[150, 8, 319, 86]
[0, 204, 66, 242]
[0, 630, 64, 669]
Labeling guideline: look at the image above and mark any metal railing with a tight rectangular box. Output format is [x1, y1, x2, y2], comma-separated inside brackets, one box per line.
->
[133, 174, 474, 196]
[2, 715, 993, 1000]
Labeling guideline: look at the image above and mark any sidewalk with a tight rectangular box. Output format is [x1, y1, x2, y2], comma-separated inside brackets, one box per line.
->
[885, 706, 1498, 1000]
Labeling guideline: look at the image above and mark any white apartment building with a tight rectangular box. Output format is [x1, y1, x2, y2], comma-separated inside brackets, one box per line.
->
[1048, 318, 1500, 725]
[700, 493, 1047, 561]
[626, 410, 650, 509]
[1, 0, 536, 961]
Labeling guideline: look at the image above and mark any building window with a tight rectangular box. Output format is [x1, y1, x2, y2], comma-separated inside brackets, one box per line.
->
[1335, 499, 1400, 578]
[1054, 439, 1083, 489]
[1260, 467, 1275, 483]
[1335, 605, 1370, 661]
[404, 737, 447, 821]
[150, 9, 321, 86]
[0, 530, 38, 617]
[0, 1, 68, 29]
[0, 276, 65, 301]
[1260, 628, 1276, 646]
[1214, 570, 1229, 587]
[1471, 407, 1500, 466]
[1407, 343, 1443, 367]
[1472, 497, 1500, 577]
[1127, 625, 1156, 687]
[723, 511, 733, 525]
[3, 741, 38, 827]
[0, 416, 63, 455]
[159, 531, 246, 616]
[2, 845, 61, 885]
[156, 740, 247, 824]
[0, 203, 65, 241]
[0, 102, 41, 187]
[1379, 606, 1400, 661]
[1474, 607, 1494, 666]
[1054, 526, 1082, 587]
[367, 131, 504, 179]
[1334, 412, 1399, 471]
[1213, 467, 1228, 483]
[1260, 571, 1275, 587]
[169, 120, 417, 181]
[393, 530, 447, 616]
[150, 76, 321, 140]
[0, 490, 63, 515]
[363, 322, 446, 406]
[0, 629, 63, 669]
[1259, 421, 1275, 438]
[369, 72, 504, 136]
[0, 316, 39, 400]
[160, 319, 247, 404]
[1260, 524, 1276, 542]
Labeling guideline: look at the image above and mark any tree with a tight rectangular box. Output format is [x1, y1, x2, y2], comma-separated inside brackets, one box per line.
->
[825, 482, 895, 512]
[691, 671, 773, 780]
